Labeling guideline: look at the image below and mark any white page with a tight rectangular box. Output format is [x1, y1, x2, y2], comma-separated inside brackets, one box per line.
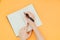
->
[7, 4, 42, 36]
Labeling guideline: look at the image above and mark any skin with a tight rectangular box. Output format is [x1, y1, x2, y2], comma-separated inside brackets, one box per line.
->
[19, 11, 44, 40]
[18, 23, 32, 40]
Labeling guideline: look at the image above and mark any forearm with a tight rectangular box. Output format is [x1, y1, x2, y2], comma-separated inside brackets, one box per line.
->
[32, 25, 44, 40]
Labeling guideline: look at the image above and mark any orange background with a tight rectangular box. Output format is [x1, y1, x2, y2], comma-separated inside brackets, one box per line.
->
[0, 0, 60, 40]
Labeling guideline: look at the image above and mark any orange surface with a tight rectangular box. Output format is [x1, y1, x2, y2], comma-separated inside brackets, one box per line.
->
[0, 0, 60, 40]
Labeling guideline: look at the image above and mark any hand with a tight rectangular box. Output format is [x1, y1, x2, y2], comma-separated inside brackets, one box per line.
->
[24, 11, 36, 27]
[18, 23, 32, 40]
[24, 12, 44, 40]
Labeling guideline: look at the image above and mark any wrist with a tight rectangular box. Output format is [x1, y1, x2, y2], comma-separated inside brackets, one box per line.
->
[21, 38, 26, 40]
[19, 37, 26, 40]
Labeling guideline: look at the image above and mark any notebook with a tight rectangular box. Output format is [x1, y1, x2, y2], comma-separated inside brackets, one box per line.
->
[7, 4, 42, 36]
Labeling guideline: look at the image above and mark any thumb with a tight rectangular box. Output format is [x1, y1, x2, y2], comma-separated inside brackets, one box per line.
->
[27, 30, 32, 38]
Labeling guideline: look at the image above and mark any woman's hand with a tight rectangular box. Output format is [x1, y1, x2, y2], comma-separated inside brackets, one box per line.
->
[18, 11, 44, 40]
[18, 24, 32, 40]
[24, 11, 36, 27]
[24, 11, 44, 40]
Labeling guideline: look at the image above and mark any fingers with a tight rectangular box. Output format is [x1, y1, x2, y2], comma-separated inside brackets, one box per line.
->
[24, 11, 36, 28]
[19, 23, 29, 32]
[24, 11, 35, 19]
[24, 23, 29, 31]
[24, 12, 35, 25]
[27, 30, 32, 38]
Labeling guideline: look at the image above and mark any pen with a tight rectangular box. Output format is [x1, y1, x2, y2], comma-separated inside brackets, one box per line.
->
[24, 13, 34, 22]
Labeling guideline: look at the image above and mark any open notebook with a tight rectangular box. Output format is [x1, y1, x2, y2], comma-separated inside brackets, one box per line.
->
[7, 4, 42, 36]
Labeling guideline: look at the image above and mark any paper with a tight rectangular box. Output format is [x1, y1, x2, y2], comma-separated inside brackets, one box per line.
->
[7, 4, 42, 36]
